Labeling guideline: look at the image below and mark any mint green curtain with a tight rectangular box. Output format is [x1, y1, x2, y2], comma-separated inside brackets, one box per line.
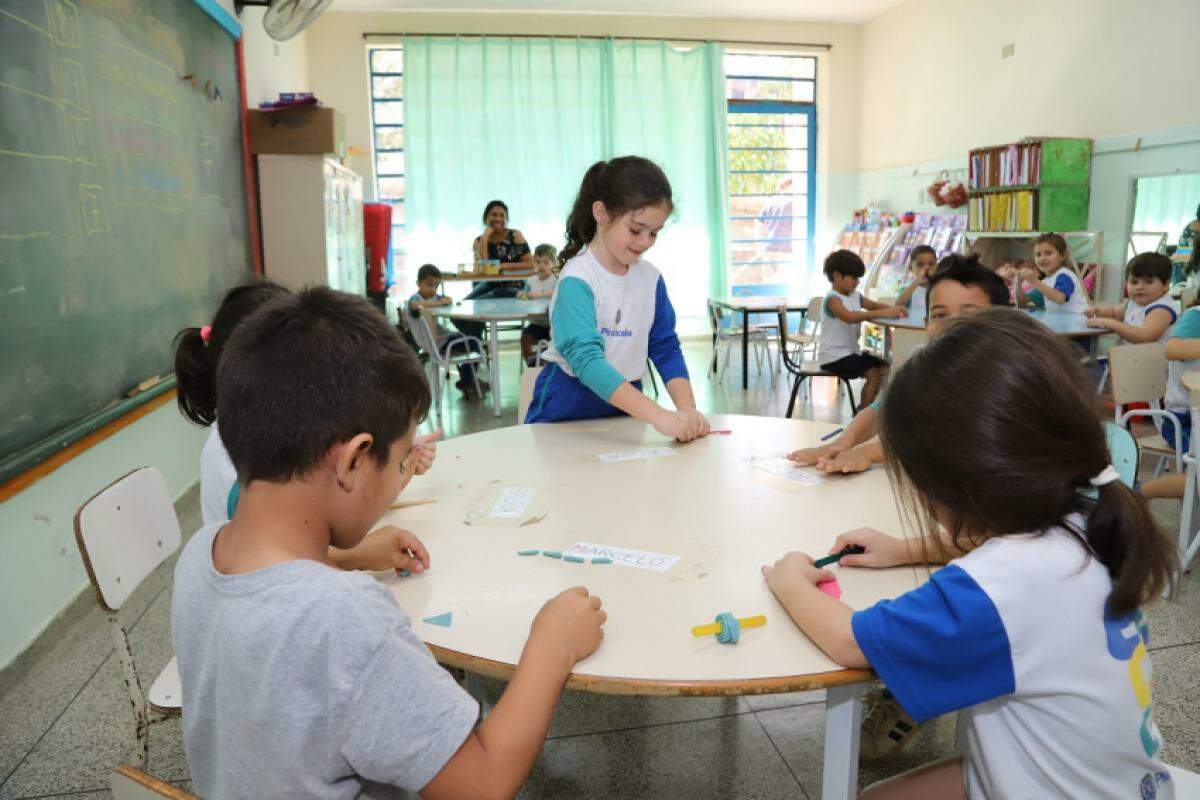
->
[404, 36, 728, 333]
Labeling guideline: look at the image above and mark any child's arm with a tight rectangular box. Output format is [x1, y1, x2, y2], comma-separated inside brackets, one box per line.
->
[789, 405, 878, 464]
[327, 525, 429, 573]
[1084, 304, 1123, 320]
[646, 276, 710, 434]
[815, 437, 884, 474]
[1021, 268, 1070, 306]
[761, 554, 866, 667]
[1087, 307, 1175, 343]
[828, 295, 904, 322]
[421, 588, 605, 800]
[1166, 336, 1200, 361]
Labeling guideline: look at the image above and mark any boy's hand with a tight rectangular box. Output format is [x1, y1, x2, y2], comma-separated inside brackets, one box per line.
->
[528, 587, 606, 668]
[1086, 316, 1113, 330]
[816, 447, 873, 474]
[828, 527, 909, 568]
[883, 306, 907, 319]
[1084, 306, 1099, 318]
[335, 526, 429, 573]
[788, 441, 844, 465]
[761, 552, 833, 594]
[402, 429, 442, 477]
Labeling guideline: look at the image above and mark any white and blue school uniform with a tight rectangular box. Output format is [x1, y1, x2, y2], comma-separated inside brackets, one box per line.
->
[851, 518, 1172, 799]
[526, 248, 687, 423]
[200, 425, 238, 527]
[817, 289, 863, 366]
[1163, 306, 1200, 455]
[1041, 266, 1090, 314]
[1124, 296, 1180, 345]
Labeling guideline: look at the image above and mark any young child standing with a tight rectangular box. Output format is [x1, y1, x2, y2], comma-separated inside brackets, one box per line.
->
[1010, 233, 1089, 313]
[518, 243, 559, 365]
[818, 250, 906, 407]
[764, 308, 1176, 799]
[409, 263, 487, 397]
[1086, 252, 1180, 343]
[172, 287, 606, 798]
[893, 245, 937, 312]
[526, 156, 709, 442]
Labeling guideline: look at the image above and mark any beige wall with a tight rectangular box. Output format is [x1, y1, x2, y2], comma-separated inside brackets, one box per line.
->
[240, 7, 312, 108]
[858, 0, 1200, 171]
[304, 11, 862, 253]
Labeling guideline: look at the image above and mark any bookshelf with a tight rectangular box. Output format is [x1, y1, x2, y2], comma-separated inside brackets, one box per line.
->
[835, 209, 906, 282]
[967, 138, 1092, 233]
[863, 213, 968, 300]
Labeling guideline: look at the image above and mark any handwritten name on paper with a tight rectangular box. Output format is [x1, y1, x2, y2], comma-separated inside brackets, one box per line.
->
[597, 447, 675, 463]
[490, 487, 535, 518]
[566, 542, 680, 572]
[752, 457, 823, 486]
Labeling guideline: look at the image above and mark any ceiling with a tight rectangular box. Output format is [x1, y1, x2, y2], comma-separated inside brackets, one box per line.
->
[325, 0, 905, 24]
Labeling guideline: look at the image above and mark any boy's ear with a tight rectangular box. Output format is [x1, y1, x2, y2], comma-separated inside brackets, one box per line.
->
[333, 433, 375, 492]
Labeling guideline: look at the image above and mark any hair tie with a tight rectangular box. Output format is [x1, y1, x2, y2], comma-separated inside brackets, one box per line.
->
[1089, 465, 1121, 487]
[200, 325, 212, 344]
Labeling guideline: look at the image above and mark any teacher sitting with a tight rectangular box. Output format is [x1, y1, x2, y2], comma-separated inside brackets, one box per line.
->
[466, 200, 534, 300]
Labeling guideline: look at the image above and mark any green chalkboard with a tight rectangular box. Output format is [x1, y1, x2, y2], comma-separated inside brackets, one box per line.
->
[0, 0, 251, 481]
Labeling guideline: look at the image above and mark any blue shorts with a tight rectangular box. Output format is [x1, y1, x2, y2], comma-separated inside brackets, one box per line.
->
[525, 363, 641, 423]
[1159, 411, 1192, 455]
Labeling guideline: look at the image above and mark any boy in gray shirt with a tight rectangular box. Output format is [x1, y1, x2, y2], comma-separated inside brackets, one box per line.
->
[172, 287, 607, 798]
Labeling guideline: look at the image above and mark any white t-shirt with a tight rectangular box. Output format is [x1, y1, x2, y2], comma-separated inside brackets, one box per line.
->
[906, 284, 927, 314]
[818, 289, 863, 365]
[524, 273, 558, 297]
[1042, 267, 1090, 314]
[852, 519, 1173, 800]
[1167, 306, 1200, 412]
[200, 425, 237, 527]
[1123, 296, 1180, 345]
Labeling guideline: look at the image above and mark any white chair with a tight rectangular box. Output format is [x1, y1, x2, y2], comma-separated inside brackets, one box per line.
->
[73, 467, 182, 769]
[783, 297, 823, 362]
[1109, 343, 1182, 477]
[708, 299, 775, 383]
[412, 308, 488, 414]
[111, 765, 198, 799]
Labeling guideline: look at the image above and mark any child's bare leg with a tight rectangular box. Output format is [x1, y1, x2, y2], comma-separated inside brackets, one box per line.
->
[859, 755, 966, 800]
[861, 366, 889, 407]
[1141, 473, 1187, 499]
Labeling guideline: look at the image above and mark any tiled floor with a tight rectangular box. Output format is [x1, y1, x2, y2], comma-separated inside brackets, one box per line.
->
[3, 341, 1198, 799]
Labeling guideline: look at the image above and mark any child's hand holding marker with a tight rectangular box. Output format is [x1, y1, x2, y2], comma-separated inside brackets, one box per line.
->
[761, 552, 834, 593]
[330, 526, 430, 574]
[827, 527, 908, 569]
[402, 429, 443, 477]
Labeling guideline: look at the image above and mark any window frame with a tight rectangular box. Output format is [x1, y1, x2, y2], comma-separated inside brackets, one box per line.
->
[368, 47, 405, 286]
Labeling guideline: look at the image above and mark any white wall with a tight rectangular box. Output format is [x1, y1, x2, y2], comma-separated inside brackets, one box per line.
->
[239, 7, 312, 108]
[304, 10, 863, 257]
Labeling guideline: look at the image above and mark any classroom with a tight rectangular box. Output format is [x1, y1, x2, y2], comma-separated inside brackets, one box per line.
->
[1, 0, 1199, 797]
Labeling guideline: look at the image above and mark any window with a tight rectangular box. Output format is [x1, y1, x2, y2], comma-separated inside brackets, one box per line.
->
[725, 53, 816, 294]
[369, 48, 405, 286]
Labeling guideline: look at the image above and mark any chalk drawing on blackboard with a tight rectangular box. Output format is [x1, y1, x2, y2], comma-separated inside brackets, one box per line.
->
[70, 117, 96, 165]
[59, 59, 88, 112]
[50, 0, 82, 48]
[78, 185, 109, 235]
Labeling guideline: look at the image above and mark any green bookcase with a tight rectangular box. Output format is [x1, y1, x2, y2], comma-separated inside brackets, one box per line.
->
[967, 137, 1093, 233]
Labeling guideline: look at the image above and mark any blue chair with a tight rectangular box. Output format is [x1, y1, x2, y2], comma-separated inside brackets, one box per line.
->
[1104, 421, 1139, 489]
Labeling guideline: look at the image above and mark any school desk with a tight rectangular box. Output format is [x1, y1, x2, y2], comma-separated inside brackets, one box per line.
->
[876, 309, 1107, 360]
[710, 296, 811, 390]
[377, 414, 929, 800]
[429, 298, 551, 417]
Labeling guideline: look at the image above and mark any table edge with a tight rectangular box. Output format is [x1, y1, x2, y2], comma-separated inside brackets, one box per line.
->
[428, 643, 874, 696]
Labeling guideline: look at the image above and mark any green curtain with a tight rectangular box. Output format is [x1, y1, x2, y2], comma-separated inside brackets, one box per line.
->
[404, 35, 728, 334]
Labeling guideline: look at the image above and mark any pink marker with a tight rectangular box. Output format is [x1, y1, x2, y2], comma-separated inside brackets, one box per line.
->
[709, 429, 733, 435]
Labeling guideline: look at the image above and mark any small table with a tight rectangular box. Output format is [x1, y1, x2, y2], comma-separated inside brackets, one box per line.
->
[711, 296, 810, 390]
[439, 270, 535, 291]
[429, 298, 550, 417]
[380, 415, 926, 799]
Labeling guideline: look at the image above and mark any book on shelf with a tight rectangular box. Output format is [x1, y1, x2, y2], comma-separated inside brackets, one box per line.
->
[970, 142, 1043, 189]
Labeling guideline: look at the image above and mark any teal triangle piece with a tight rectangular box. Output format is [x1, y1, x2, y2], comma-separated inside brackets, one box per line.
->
[423, 612, 453, 628]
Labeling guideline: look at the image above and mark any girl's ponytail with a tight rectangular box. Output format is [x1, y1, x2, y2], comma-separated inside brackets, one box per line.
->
[561, 160, 607, 267]
[174, 326, 216, 426]
[1086, 479, 1177, 615]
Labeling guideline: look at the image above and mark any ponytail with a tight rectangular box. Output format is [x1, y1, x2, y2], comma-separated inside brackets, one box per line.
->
[1084, 481, 1177, 615]
[174, 326, 216, 426]
[560, 155, 674, 268]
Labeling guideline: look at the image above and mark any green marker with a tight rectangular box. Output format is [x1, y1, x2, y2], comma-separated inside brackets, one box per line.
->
[814, 545, 865, 569]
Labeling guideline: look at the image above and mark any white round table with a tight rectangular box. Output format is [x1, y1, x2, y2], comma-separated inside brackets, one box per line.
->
[429, 298, 550, 417]
[378, 414, 927, 799]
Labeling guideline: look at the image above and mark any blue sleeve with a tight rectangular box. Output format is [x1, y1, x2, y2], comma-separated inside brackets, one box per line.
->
[1027, 288, 1046, 309]
[1052, 273, 1075, 300]
[1146, 303, 1179, 325]
[1172, 308, 1200, 339]
[647, 276, 689, 383]
[850, 564, 1014, 723]
[552, 277, 626, 400]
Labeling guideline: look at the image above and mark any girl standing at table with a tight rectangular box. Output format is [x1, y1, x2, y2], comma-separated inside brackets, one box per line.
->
[466, 200, 533, 300]
[1006, 233, 1089, 313]
[525, 156, 709, 442]
[763, 308, 1176, 799]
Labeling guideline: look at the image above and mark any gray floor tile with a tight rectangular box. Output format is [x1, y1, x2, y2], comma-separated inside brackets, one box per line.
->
[1147, 643, 1200, 771]
[519, 713, 804, 800]
[743, 689, 826, 712]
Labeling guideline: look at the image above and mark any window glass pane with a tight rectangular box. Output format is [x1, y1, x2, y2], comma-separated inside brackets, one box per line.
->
[729, 149, 808, 173]
[372, 49, 403, 73]
[379, 177, 405, 198]
[375, 126, 404, 150]
[728, 123, 808, 149]
[373, 102, 404, 125]
[728, 113, 807, 127]
[388, 201, 405, 224]
[730, 171, 807, 196]
[377, 151, 405, 175]
[730, 194, 808, 219]
[727, 78, 814, 102]
[724, 53, 815, 80]
[372, 75, 403, 98]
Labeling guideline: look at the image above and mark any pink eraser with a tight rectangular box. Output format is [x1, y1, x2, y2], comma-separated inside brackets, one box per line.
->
[817, 578, 842, 599]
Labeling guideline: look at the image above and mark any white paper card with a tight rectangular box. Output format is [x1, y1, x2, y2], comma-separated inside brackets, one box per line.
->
[567, 542, 680, 572]
[597, 447, 675, 463]
[490, 487, 535, 518]
[753, 457, 823, 486]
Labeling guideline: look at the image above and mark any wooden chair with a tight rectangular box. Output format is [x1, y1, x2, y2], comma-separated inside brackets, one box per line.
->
[74, 467, 182, 769]
[777, 307, 857, 418]
[111, 766, 197, 800]
[1109, 342, 1182, 476]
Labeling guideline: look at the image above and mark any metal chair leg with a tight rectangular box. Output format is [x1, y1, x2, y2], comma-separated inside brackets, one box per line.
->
[786, 375, 805, 419]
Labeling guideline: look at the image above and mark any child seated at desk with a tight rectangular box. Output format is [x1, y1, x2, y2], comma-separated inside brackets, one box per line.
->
[519, 243, 559, 365]
[1141, 296, 1200, 500]
[1086, 252, 1180, 344]
[172, 287, 607, 799]
[1002, 233, 1089, 313]
[893, 245, 937, 313]
[409, 263, 487, 397]
[764, 308, 1176, 799]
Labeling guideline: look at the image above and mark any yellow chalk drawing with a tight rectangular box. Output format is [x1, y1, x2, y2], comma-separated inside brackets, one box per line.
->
[0, 147, 72, 164]
[89, 28, 175, 75]
[99, 110, 178, 134]
[70, 116, 95, 165]
[58, 59, 89, 112]
[0, 80, 65, 108]
[112, 201, 185, 213]
[49, 0, 80, 47]
[0, 7, 52, 37]
[0, 231, 53, 242]
[78, 184, 108, 234]
[108, 149, 183, 168]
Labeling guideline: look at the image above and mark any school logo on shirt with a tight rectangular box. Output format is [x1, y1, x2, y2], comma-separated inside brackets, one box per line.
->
[600, 326, 633, 338]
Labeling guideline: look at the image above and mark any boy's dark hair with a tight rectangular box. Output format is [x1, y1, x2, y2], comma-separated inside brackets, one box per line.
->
[416, 263, 441, 283]
[533, 243, 558, 261]
[909, 245, 936, 264]
[880, 308, 1176, 615]
[561, 156, 673, 266]
[482, 199, 508, 223]
[217, 287, 430, 484]
[174, 281, 290, 427]
[1126, 252, 1172, 284]
[823, 249, 866, 281]
[929, 253, 1012, 308]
